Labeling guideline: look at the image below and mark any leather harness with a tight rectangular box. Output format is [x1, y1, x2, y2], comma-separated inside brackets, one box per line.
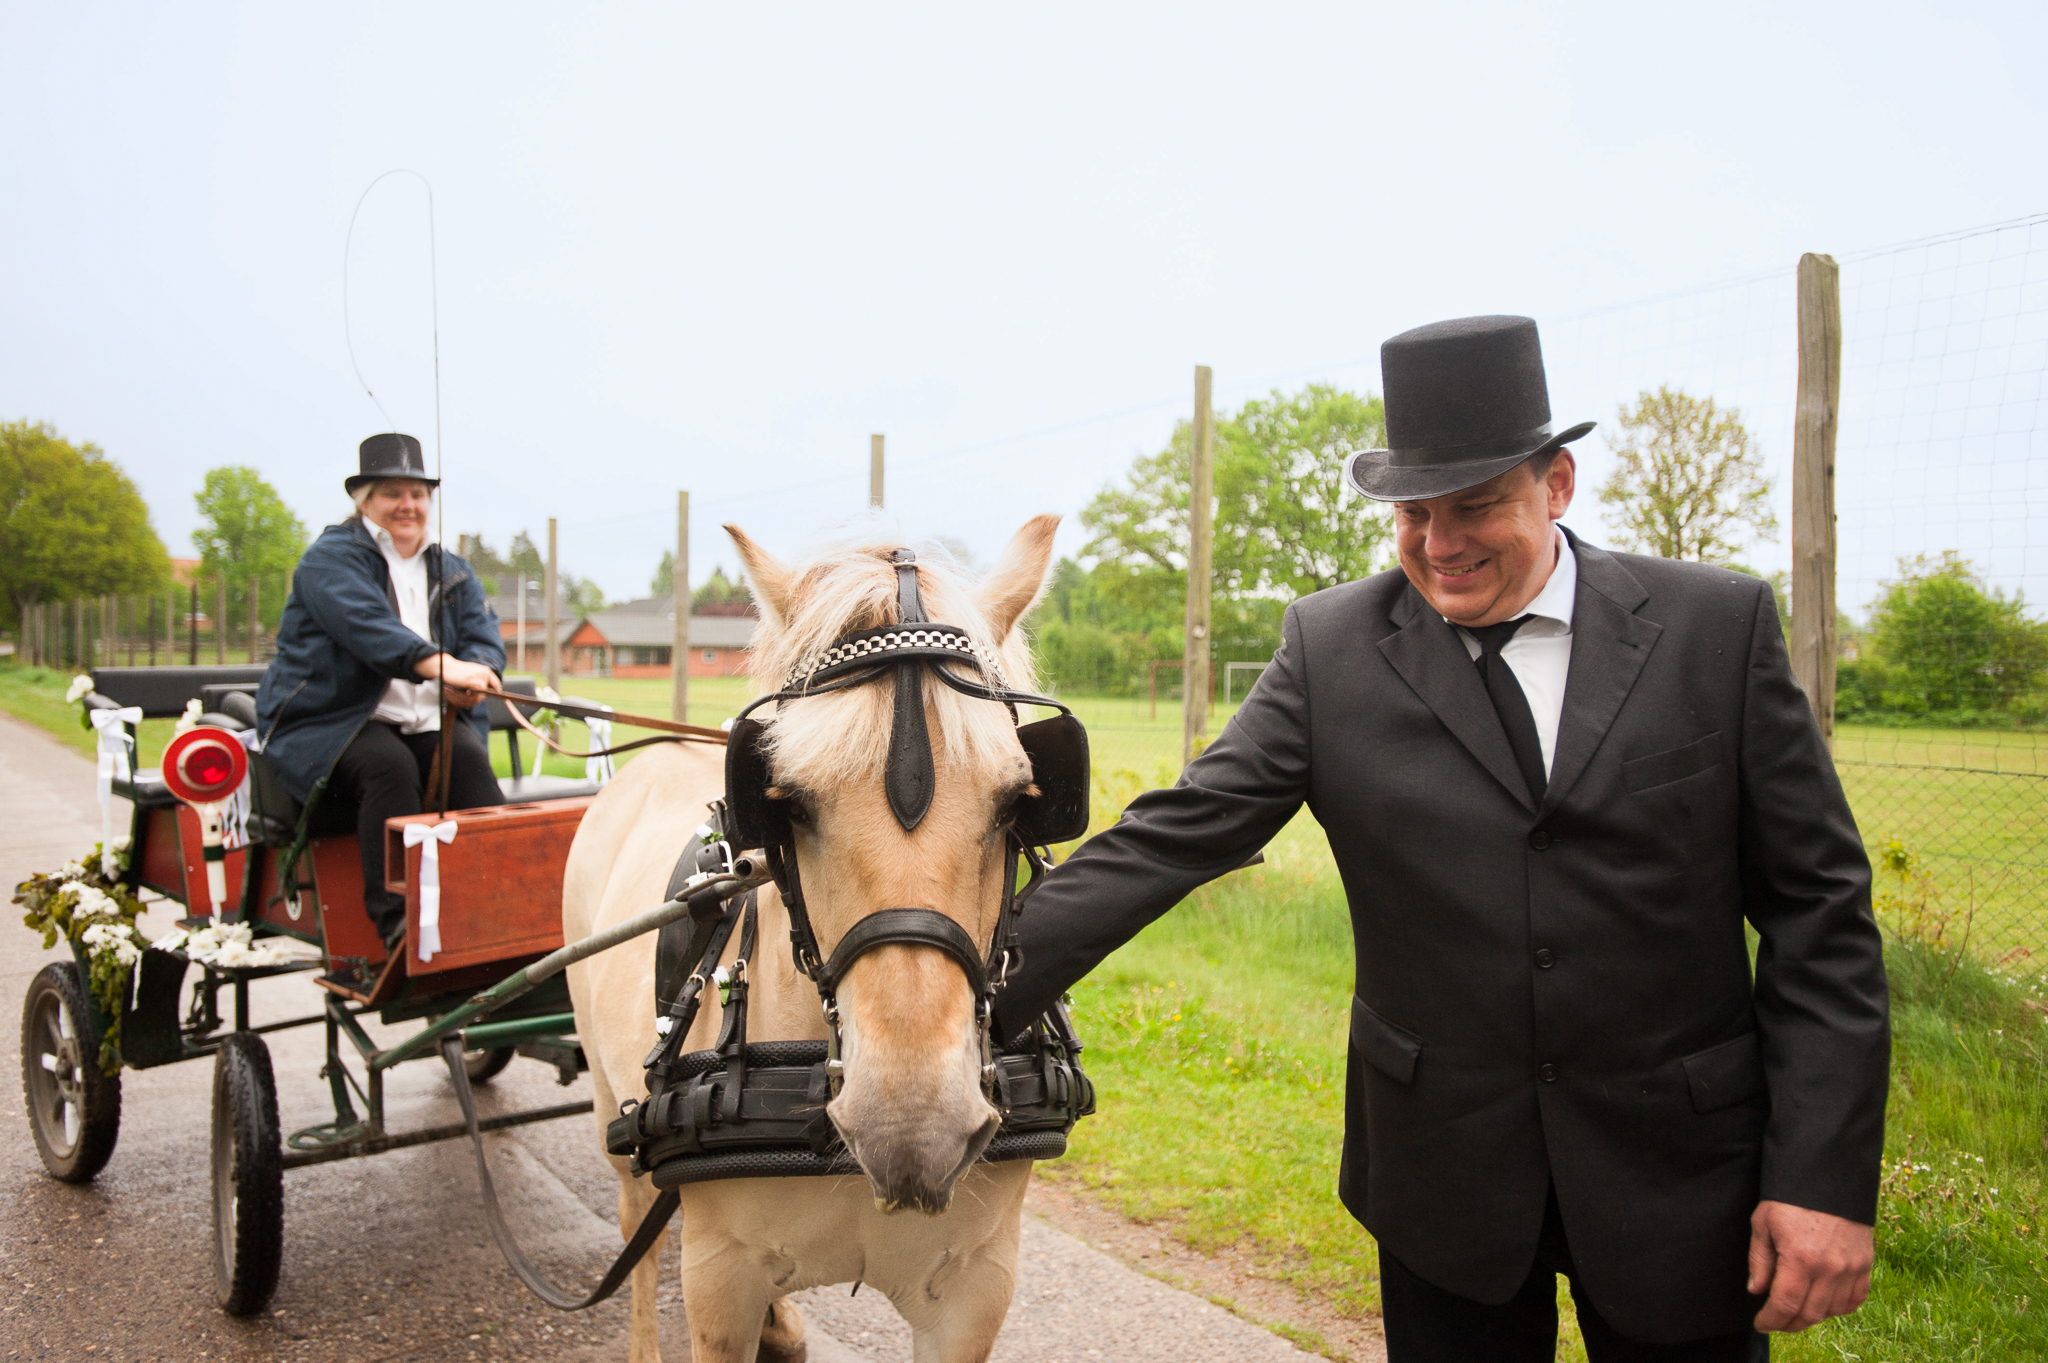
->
[442, 548, 1094, 1311]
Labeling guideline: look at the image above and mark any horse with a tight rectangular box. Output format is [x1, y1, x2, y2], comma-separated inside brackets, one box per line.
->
[563, 513, 1063, 1363]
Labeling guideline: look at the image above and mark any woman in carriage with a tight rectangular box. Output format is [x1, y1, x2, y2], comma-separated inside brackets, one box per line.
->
[255, 433, 505, 956]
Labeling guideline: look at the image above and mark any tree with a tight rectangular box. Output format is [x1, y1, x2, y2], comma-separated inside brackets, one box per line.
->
[192, 467, 307, 630]
[1598, 387, 1776, 565]
[1223, 385, 1393, 598]
[692, 566, 755, 615]
[1041, 383, 1391, 692]
[1865, 552, 2047, 713]
[1080, 383, 1392, 616]
[0, 420, 171, 629]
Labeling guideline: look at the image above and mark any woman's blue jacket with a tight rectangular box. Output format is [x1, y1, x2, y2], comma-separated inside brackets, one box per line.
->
[256, 519, 506, 805]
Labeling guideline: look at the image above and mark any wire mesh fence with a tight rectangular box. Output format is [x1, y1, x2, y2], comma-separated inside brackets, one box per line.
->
[1033, 212, 2048, 967]
[1540, 215, 2048, 965]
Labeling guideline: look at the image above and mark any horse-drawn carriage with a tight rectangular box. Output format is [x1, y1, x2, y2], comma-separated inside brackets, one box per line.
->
[19, 662, 666, 1312]
[21, 525, 1098, 1360]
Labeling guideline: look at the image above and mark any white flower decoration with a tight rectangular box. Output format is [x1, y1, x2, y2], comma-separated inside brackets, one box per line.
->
[172, 698, 204, 737]
[66, 675, 95, 703]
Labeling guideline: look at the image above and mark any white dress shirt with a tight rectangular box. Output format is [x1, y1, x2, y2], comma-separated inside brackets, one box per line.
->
[367, 519, 442, 734]
[1452, 526, 1576, 776]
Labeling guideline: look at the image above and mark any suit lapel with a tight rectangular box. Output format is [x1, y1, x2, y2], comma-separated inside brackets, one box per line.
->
[1378, 584, 1537, 814]
[1543, 538, 1662, 815]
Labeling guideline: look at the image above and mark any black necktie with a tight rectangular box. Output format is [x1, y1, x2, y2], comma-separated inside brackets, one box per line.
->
[1469, 615, 1547, 804]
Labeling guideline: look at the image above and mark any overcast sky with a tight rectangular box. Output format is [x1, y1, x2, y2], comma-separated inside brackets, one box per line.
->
[6, 2, 2045, 601]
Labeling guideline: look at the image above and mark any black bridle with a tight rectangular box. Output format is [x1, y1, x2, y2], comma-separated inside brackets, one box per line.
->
[721, 548, 1088, 1086]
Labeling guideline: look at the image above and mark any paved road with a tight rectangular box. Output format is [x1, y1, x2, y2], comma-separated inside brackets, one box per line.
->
[0, 713, 1308, 1363]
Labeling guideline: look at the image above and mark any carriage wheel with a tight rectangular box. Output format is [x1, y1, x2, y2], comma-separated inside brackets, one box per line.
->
[462, 1046, 516, 1084]
[210, 1032, 283, 1316]
[21, 963, 122, 1182]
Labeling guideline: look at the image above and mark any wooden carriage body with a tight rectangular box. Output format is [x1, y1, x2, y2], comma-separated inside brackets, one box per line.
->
[96, 665, 600, 1021]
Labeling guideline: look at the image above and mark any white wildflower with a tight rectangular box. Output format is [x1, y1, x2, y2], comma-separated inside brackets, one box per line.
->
[170, 920, 297, 969]
[79, 921, 142, 968]
[172, 698, 203, 737]
[66, 675, 95, 703]
[54, 861, 87, 882]
[67, 884, 122, 923]
[153, 926, 189, 954]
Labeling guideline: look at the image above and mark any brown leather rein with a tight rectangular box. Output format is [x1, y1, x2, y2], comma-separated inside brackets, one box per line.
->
[472, 682, 730, 761]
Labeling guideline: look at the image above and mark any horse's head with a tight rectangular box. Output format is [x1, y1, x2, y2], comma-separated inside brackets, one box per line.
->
[725, 514, 1060, 1213]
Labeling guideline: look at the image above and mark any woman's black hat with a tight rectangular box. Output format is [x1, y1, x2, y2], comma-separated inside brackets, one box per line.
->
[345, 433, 438, 496]
[1344, 315, 1593, 502]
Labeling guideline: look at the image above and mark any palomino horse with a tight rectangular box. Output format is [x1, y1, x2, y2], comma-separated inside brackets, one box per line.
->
[563, 514, 1062, 1363]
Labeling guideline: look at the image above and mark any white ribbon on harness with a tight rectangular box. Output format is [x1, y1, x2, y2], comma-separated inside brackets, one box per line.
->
[585, 714, 616, 786]
[88, 706, 143, 878]
[404, 821, 458, 963]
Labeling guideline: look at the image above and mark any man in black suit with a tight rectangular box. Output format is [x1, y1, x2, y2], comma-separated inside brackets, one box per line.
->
[996, 316, 1889, 1361]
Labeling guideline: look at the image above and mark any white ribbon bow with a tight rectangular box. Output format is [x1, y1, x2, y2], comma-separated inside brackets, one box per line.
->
[88, 706, 143, 877]
[585, 714, 616, 786]
[403, 821, 458, 963]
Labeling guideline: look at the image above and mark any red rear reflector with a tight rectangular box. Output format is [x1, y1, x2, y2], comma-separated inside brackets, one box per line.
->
[184, 745, 235, 790]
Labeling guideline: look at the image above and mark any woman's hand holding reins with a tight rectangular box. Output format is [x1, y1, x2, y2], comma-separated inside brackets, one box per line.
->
[415, 653, 500, 710]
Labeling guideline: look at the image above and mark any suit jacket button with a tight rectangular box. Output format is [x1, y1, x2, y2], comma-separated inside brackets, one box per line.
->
[1528, 830, 1552, 851]
[1538, 1063, 1559, 1083]
[1535, 948, 1555, 969]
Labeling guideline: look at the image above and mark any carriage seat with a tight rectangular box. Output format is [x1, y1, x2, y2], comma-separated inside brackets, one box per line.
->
[488, 679, 602, 802]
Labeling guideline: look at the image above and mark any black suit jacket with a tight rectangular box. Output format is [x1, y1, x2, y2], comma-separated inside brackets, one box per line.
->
[998, 532, 1889, 1343]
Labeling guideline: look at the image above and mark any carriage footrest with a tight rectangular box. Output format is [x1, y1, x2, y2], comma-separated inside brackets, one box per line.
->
[289, 1119, 375, 1151]
[646, 1129, 1068, 1191]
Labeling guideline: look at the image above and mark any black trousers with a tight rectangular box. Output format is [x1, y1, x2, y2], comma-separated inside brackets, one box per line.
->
[321, 720, 503, 940]
[1381, 1188, 1768, 1363]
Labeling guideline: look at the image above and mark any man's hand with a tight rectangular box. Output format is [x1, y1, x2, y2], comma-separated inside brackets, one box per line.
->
[1748, 1200, 1874, 1332]
[415, 654, 499, 709]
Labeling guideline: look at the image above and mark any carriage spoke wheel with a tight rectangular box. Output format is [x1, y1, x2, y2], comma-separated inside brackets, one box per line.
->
[21, 963, 121, 1182]
[210, 1032, 283, 1316]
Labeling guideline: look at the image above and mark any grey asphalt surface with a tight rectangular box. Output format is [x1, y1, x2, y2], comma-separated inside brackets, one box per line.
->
[0, 712, 1308, 1363]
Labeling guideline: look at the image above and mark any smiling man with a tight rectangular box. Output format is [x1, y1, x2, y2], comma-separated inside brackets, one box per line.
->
[997, 316, 1890, 1361]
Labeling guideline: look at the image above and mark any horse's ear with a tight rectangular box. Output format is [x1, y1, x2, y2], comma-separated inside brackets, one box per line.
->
[724, 524, 794, 625]
[975, 513, 1060, 642]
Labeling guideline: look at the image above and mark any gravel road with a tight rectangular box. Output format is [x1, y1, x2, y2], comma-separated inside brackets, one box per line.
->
[0, 712, 1310, 1363]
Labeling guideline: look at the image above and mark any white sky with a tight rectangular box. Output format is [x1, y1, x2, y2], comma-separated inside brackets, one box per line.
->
[6, 2, 2046, 602]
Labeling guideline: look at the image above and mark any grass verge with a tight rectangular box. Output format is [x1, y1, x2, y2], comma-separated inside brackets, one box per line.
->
[1052, 829, 2048, 1360]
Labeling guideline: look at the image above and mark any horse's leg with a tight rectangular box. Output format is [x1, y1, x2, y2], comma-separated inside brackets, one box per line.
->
[896, 1249, 1019, 1363]
[677, 1226, 773, 1363]
[757, 1297, 808, 1363]
[586, 1053, 667, 1363]
[616, 1172, 668, 1363]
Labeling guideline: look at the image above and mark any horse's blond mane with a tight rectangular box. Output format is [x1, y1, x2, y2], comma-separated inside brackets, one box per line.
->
[744, 533, 1039, 801]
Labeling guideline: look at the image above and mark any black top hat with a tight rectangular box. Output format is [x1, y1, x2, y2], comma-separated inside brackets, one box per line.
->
[345, 433, 439, 496]
[1344, 315, 1593, 502]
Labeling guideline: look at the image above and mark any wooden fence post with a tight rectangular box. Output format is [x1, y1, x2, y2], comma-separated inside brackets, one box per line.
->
[1791, 252, 1842, 749]
[673, 491, 690, 722]
[870, 435, 885, 509]
[1183, 365, 1214, 766]
[249, 579, 261, 663]
[188, 583, 198, 667]
[215, 576, 226, 665]
[545, 518, 561, 694]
